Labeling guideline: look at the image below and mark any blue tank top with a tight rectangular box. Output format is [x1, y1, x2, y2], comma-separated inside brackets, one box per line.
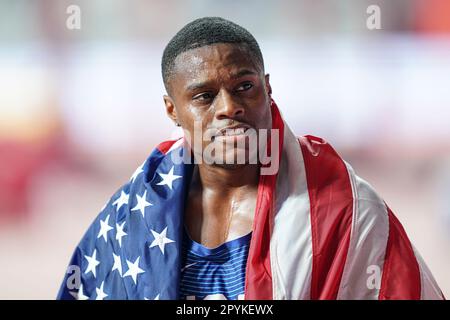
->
[179, 228, 252, 300]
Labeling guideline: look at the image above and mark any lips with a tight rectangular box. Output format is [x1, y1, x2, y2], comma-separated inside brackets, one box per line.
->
[216, 125, 251, 137]
[211, 125, 252, 144]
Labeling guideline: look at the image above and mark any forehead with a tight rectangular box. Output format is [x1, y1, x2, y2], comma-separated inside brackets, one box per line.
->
[170, 43, 262, 90]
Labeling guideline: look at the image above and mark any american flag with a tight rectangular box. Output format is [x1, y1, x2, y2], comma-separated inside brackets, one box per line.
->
[57, 101, 444, 300]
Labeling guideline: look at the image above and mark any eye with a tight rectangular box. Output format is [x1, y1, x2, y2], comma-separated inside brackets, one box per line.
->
[236, 82, 253, 92]
[193, 92, 214, 101]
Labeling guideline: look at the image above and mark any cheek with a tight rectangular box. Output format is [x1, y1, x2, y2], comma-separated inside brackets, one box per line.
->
[178, 104, 214, 151]
[186, 104, 208, 122]
[253, 98, 272, 129]
[176, 102, 204, 128]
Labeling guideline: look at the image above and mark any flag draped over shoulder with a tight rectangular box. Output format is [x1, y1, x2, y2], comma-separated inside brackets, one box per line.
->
[57, 100, 444, 300]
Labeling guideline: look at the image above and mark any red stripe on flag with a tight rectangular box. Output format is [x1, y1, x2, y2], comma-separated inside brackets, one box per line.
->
[245, 100, 284, 300]
[379, 207, 421, 300]
[299, 135, 353, 300]
[156, 139, 179, 155]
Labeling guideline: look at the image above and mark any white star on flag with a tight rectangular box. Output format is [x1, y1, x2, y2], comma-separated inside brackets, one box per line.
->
[131, 190, 152, 218]
[149, 227, 175, 255]
[115, 221, 127, 247]
[123, 256, 145, 285]
[69, 283, 89, 300]
[113, 190, 129, 211]
[84, 249, 100, 278]
[130, 163, 144, 182]
[95, 281, 108, 300]
[156, 166, 182, 190]
[144, 294, 160, 300]
[112, 252, 123, 276]
[97, 214, 113, 243]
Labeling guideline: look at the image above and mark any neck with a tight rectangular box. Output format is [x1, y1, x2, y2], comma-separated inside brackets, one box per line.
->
[193, 163, 260, 194]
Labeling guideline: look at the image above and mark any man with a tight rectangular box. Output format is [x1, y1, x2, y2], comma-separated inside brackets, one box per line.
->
[57, 17, 444, 300]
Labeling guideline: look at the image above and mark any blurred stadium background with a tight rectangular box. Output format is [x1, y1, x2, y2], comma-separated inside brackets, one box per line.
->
[1, 0, 450, 299]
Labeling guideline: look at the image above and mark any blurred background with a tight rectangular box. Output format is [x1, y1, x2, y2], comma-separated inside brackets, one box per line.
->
[1, 0, 450, 299]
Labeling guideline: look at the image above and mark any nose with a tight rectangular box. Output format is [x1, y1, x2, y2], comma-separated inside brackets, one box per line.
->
[214, 89, 244, 120]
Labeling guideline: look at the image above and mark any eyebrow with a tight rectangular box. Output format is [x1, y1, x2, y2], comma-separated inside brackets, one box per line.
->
[185, 69, 258, 92]
[231, 69, 258, 79]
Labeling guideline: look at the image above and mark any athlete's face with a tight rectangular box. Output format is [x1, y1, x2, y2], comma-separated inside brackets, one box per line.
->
[163, 43, 272, 166]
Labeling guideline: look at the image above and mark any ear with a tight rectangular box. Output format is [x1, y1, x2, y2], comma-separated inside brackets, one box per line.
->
[264, 74, 272, 96]
[163, 95, 179, 125]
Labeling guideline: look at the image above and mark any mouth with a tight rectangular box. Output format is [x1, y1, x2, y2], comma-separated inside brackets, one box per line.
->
[212, 124, 252, 141]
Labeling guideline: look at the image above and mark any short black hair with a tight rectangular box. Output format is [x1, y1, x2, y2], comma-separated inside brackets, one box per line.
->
[161, 17, 264, 93]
